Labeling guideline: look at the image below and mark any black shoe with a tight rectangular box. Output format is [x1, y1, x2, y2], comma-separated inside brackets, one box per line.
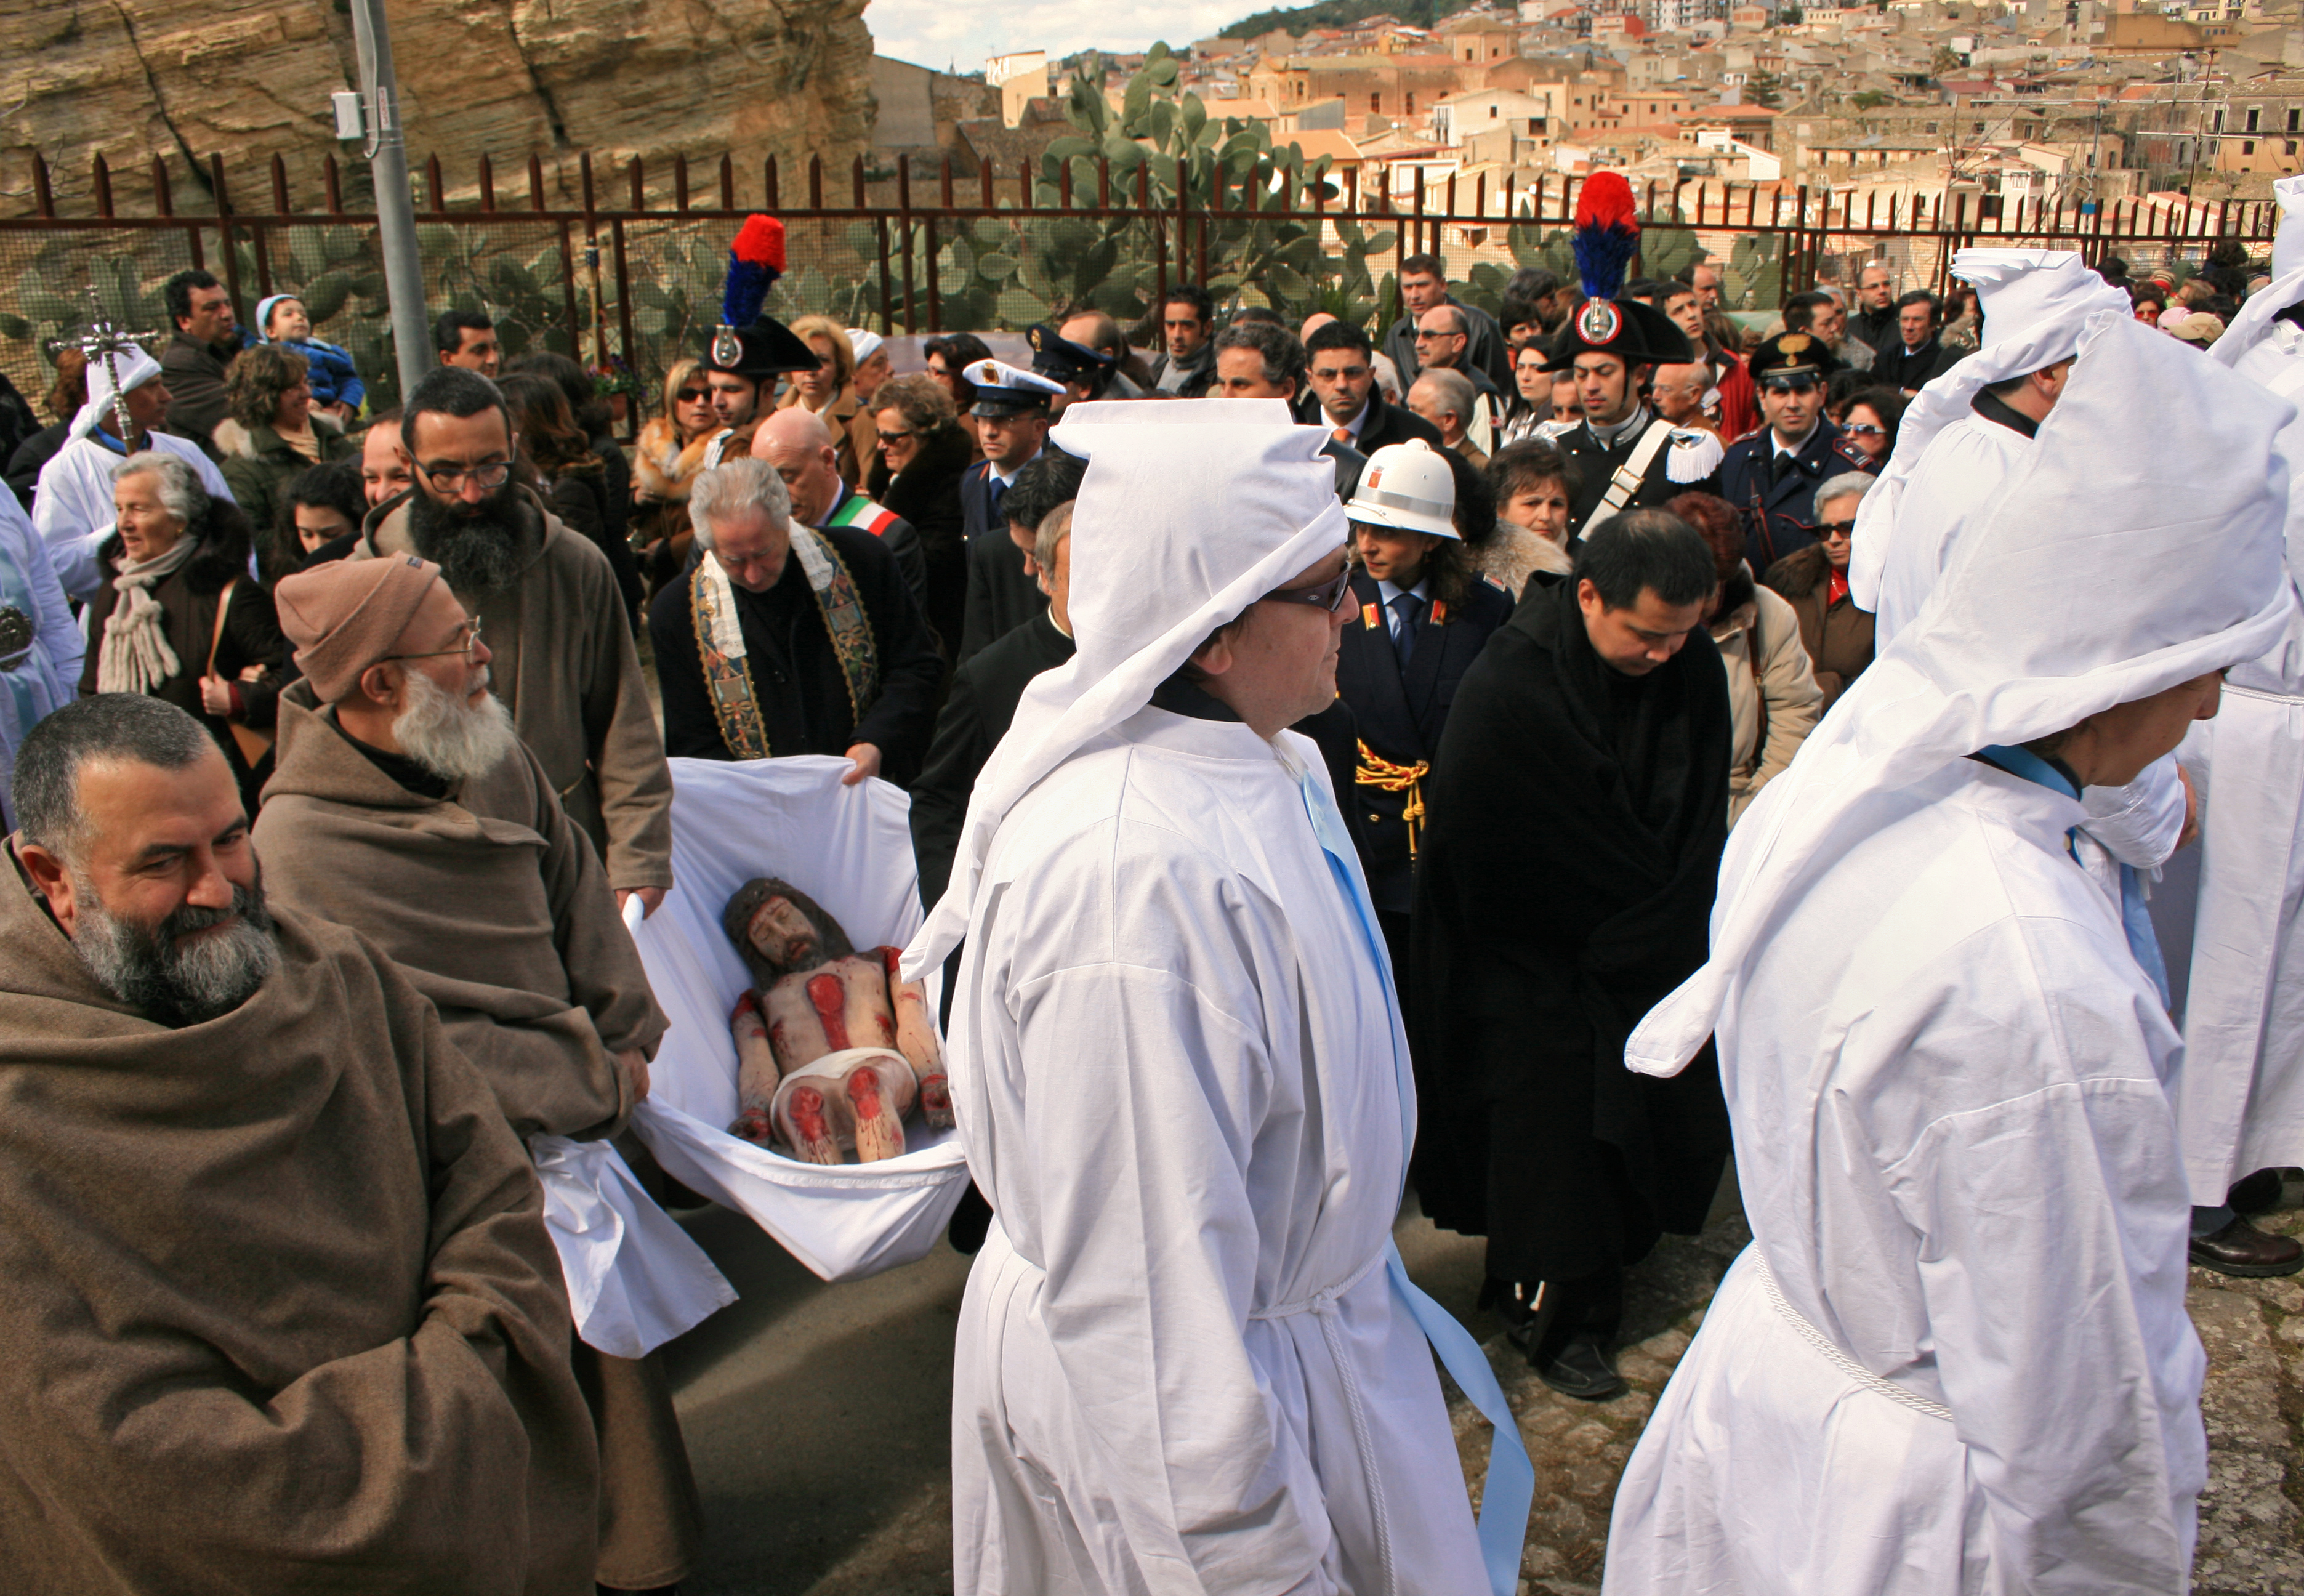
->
[1534, 1334, 1627, 1401]
[2190, 1215, 2304, 1278]
[2228, 1168, 2287, 1217]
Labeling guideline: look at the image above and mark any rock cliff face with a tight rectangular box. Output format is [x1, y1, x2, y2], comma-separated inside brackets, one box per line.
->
[1, 0, 878, 216]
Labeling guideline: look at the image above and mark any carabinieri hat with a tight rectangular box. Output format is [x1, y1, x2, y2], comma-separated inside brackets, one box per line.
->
[1027, 323, 1118, 386]
[1538, 296, 1696, 372]
[961, 358, 1066, 419]
[1747, 330, 1843, 388]
[705, 215, 820, 380]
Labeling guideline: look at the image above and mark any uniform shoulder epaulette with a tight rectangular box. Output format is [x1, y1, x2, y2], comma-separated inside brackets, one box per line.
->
[1664, 428, 1725, 484]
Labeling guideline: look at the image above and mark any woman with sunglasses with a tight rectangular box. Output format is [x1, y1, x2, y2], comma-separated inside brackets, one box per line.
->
[1835, 385, 1904, 469]
[631, 357, 724, 595]
[868, 373, 976, 656]
[1762, 470, 1877, 709]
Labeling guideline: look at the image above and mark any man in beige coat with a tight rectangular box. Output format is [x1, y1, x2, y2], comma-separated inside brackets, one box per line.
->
[358, 366, 673, 912]
[253, 555, 704, 1595]
[3, 692, 598, 1593]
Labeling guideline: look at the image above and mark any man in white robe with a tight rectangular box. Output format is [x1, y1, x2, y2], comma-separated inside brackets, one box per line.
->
[33, 345, 234, 604]
[1601, 315, 2297, 1594]
[1856, 249, 2189, 989]
[904, 401, 1523, 1596]
[2169, 208, 2304, 1272]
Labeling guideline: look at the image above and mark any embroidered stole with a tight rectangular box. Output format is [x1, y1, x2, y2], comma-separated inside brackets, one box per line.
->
[690, 525, 880, 760]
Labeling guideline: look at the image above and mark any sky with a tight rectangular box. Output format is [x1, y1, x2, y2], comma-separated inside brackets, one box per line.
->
[865, 0, 1259, 76]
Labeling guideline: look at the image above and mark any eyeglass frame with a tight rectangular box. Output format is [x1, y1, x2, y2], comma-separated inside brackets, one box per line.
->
[875, 428, 918, 448]
[1815, 518, 1858, 539]
[1256, 563, 1355, 614]
[384, 616, 485, 661]
[417, 457, 514, 492]
[1840, 422, 1886, 437]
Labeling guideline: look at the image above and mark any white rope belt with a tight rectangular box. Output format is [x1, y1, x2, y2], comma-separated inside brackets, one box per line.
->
[1247, 1247, 1387, 1321]
[1750, 1252, 1953, 1423]
[2221, 681, 2304, 707]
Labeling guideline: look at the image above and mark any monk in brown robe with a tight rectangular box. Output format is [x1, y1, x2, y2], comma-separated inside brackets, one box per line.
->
[1, 691, 597, 1593]
[252, 555, 704, 1595]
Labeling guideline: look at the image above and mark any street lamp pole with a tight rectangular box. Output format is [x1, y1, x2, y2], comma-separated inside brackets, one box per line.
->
[345, 0, 432, 401]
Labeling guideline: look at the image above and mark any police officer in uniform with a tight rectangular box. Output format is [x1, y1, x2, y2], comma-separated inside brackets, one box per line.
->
[698, 305, 818, 469]
[1717, 330, 1877, 572]
[1027, 323, 1145, 409]
[1297, 440, 1511, 1006]
[1544, 296, 1724, 538]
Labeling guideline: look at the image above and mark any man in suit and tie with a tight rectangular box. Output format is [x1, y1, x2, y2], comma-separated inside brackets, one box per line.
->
[1297, 438, 1511, 1000]
[1210, 320, 1365, 501]
[1717, 331, 1878, 573]
[1305, 320, 1444, 467]
[957, 359, 1065, 660]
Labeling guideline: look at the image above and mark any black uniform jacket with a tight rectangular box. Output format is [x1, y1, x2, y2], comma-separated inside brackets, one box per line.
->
[648, 521, 946, 785]
[1299, 569, 1512, 916]
[1718, 417, 1875, 572]
[1560, 412, 1722, 539]
[958, 457, 1052, 662]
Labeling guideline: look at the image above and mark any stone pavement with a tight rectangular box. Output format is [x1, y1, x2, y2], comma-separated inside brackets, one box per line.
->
[665, 1183, 2304, 1594]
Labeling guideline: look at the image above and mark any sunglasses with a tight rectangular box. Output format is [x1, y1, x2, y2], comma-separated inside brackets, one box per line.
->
[1816, 519, 1857, 538]
[1259, 565, 1355, 613]
[675, 389, 711, 404]
[876, 429, 916, 447]
[1842, 422, 1885, 437]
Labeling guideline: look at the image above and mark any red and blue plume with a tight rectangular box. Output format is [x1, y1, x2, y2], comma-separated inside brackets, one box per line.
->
[1571, 172, 1640, 303]
[722, 214, 786, 328]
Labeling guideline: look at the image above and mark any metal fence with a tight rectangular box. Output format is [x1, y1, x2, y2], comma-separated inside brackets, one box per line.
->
[0, 148, 2278, 418]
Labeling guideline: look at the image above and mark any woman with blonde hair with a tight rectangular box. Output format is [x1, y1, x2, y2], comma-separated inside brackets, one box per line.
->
[632, 355, 722, 594]
[778, 313, 876, 483]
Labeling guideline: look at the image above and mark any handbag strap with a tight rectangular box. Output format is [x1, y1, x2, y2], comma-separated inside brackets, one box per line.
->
[206, 577, 236, 679]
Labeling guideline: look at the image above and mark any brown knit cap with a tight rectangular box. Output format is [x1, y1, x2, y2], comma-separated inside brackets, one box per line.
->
[275, 555, 443, 703]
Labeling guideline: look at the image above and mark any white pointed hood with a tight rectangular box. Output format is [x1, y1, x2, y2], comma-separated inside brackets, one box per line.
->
[68, 343, 164, 443]
[901, 399, 1349, 978]
[1849, 249, 2130, 610]
[1630, 313, 2299, 1078]
[2273, 175, 2304, 281]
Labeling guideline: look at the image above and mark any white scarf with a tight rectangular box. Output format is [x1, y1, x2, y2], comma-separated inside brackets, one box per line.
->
[95, 535, 197, 695]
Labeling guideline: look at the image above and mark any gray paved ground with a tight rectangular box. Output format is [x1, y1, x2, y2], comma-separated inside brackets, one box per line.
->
[661, 1177, 2304, 1594]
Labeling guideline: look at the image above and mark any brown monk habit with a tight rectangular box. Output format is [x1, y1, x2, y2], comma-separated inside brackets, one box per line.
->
[0, 844, 598, 1594]
[254, 683, 703, 1590]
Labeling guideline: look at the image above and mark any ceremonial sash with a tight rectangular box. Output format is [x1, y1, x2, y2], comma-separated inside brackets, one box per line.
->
[826, 491, 901, 540]
[690, 525, 880, 760]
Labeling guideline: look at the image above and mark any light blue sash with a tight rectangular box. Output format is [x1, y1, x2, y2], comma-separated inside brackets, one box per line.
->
[1296, 762, 1535, 1596]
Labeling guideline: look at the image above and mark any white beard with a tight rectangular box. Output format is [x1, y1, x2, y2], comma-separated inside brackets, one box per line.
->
[395, 667, 522, 785]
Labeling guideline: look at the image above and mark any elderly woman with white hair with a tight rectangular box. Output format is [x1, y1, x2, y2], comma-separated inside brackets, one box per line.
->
[1763, 469, 1878, 706]
[79, 450, 288, 813]
[1605, 315, 2294, 1595]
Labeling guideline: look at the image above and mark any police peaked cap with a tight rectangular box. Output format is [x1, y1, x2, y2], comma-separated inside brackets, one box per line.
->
[1747, 330, 1843, 384]
[1027, 323, 1118, 384]
[1539, 296, 1697, 371]
[704, 313, 820, 381]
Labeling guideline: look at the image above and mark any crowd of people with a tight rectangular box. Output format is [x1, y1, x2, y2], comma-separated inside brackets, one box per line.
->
[2, 201, 2302, 1595]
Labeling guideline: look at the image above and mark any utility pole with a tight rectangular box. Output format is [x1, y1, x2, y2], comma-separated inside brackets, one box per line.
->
[341, 0, 431, 401]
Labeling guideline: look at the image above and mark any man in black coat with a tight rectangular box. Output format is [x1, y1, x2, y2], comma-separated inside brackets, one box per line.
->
[1411, 510, 1732, 1403]
[1209, 321, 1366, 501]
[1296, 438, 1510, 998]
[957, 360, 1067, 661]
[911, 501, 1079, 909]
[650, 457, 945, 786]
[157, 269, 241, 457]
[1717, 331, 1879, 571]
[1875, 289, 1964, 395]
[1145, 284, 1219, 397]
[1380, 252, 1512, 392]
[1545, 298, 1723, 538]
[1303, 319, 1444, 461]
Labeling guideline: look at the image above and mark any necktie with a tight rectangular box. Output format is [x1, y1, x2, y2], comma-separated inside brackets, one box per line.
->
[1390, 591, 1426, 668]
[988, 475, 1007, 527]
[1332, 426, 1353, 446]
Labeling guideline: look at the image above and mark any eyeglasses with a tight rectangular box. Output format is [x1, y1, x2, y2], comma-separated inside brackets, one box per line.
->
[419, 458, 512, 492]
[675, 389, 711, 405]
[1816, 520, 1857, 538]
[1841, 422, 1885, 437]
[1257, 565, 1355, 614]
[876, 429, 916, 447]
[1412, 329, 1459, 342]
[385, 618, 483, 661]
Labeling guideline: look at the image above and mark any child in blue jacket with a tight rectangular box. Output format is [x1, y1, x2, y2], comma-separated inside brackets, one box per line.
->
[255, 294, 365, 422]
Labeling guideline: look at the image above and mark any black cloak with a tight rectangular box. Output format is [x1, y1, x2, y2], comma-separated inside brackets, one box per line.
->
[1409, 571, 1733, 1284]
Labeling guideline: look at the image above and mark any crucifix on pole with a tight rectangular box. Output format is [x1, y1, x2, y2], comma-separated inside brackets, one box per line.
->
[49, 281, 164, 449]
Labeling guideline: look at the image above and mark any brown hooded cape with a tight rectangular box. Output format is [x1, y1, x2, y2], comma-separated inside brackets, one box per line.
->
[0, 845, 598, 1594]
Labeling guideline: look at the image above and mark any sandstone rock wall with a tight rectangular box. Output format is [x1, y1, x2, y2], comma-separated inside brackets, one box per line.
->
[1, 0, 878, 217]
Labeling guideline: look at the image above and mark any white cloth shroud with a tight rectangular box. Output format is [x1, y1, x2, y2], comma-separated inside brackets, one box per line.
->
[623, 754, 970, 1282]
[531, 1134, 736, 1358]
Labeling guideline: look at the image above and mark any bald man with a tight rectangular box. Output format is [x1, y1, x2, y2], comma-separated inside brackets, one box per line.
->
[1651, 361, 1718, 435]
[752, 407, 928, 611]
